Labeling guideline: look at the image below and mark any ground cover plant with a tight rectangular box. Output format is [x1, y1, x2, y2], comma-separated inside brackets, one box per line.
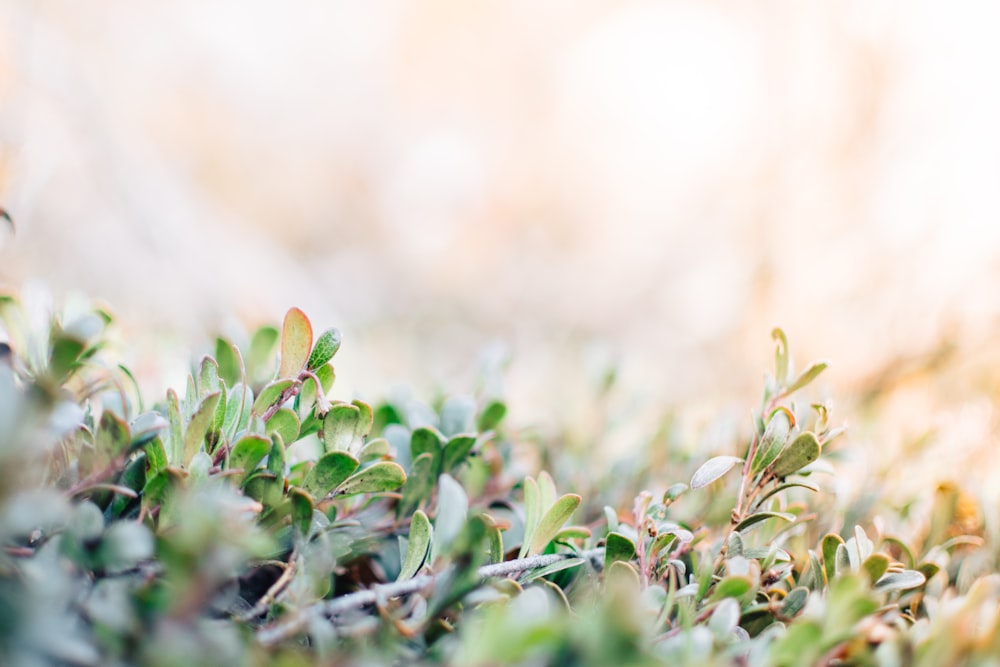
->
[1, 294, 999, 666]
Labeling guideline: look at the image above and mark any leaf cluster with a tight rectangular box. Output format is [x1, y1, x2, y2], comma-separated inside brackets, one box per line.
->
[0, 298, 998, 666]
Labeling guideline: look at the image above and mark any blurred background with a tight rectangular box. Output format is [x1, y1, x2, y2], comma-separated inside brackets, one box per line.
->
[2, 1, 1000, 501]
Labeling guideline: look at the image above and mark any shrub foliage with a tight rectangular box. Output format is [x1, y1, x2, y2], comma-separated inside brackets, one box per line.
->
[0, 295, 997, 666]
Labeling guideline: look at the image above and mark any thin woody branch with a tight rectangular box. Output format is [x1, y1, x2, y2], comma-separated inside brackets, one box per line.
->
[255, 548, 605, 647]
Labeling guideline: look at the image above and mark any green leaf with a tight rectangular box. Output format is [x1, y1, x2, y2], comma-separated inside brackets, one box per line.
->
[726, 532, 744, 558]
[266, 433, 286, 476]
[781, 587, 809, 618]
[223, 383, 254, 441]
[229, 434, 271, 484]
[410, 426, 444, 461]
[874, 570, 926, 593]
[806, 550, 825, 590]
[247, 325, 280, 383]
[835, 543, 851, 577]
[303, 452, 360, 498]
[710, 575, 753, 601]
[604, 532, 637, 571]
[314, 363, 336, 393]
[606, 560, 641, 591]
[336, 461, 407, 496]
[322, 403, 361, 453]
[528, 494, 582, 556]
[198, 356, 222, 396]
[109, 453, 147, 518]
[265, 408, 300, 445]
[358, 438, 390, 463]
[96, 409, 131, 457]
[772, 327, 789, 385]
[397, 452, 436, 518]
[214, 338, 243, 386]
[734, 511, 796, 533]
[822, 533, 844, 584]
[518, 558, 584, 584]
[477, 400, 507, 432]
[244, 473, 283, 509]
[288, 487, 314, 536]
[307, 328, 342, 370]
[432, 474, 468, 560]
[486, 523, 504, 564]
[537, 471, 557, 512]
[350, 399, 373, 440]
[253, 380, 294, 415]
[916, 561, 940, 583]
[862, 553, 891, 584]
[398, 510, 432, 580]
[553, 526, 591, 541]
[278, 307, 313, 378]
[296, 375, 319, 423]
[166, 388, 183, 466]
[768, 431, 821, 479]
[690, 455, 744, 489]
[442, 434, 476, 472]
[751, 409, 791, 477]
[144, 437, 168, 474]
[519, 476, 541, 558]
[663, 483, 688, 502]
[49, 332, 87, 382]
[784, 360, 829, 396]
[182, 392, 221, 466]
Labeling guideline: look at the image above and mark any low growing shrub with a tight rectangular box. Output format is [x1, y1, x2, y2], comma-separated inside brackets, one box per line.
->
[0, 294, 997, 666]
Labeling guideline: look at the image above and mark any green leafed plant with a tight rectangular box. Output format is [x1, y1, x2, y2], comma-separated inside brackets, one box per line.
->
[0, 297, 996, 667]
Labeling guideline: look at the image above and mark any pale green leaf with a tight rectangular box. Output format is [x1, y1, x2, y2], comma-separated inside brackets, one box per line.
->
[528, 494, 582, 556]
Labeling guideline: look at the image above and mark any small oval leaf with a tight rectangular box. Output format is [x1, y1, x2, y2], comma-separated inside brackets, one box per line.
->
[336, 461, 407, 496]
[442, 435, 476, 472]
[862, 553, 891, 584]
[711, 575, 753, 600]
[278, 307, 313, 378]
[691, 456, 744, 489]
[288, 487, 315, 536]
[265, 408, 300, 445]
[822, 533, 844, 583]
[397, 452, 436, 518]
[304, 452, 360, 498]
[874, 570, 926, 593]
[397, 510, 432, 580]
[780, 586, 809, 617]
[183, 392, 221, 466]
[307, 328, 342, 370]
[784, 361, 829, 395]
[358, 437, 390, 463]
[322, 403, 361, 453]
[751, 410, 791, 476]
[253, 380, 294, 415]
[604, 532, 637, 571]
[769, 431, 821, 479]
[229, 434, 271, 484]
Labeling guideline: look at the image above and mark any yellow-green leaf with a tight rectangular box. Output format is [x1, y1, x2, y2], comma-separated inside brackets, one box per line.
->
[278, 307, 313, 378]
[528, 493, 581, 556]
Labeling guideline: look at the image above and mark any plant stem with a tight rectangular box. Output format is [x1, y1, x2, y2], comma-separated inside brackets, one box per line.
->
[255, 547, 605, 646]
